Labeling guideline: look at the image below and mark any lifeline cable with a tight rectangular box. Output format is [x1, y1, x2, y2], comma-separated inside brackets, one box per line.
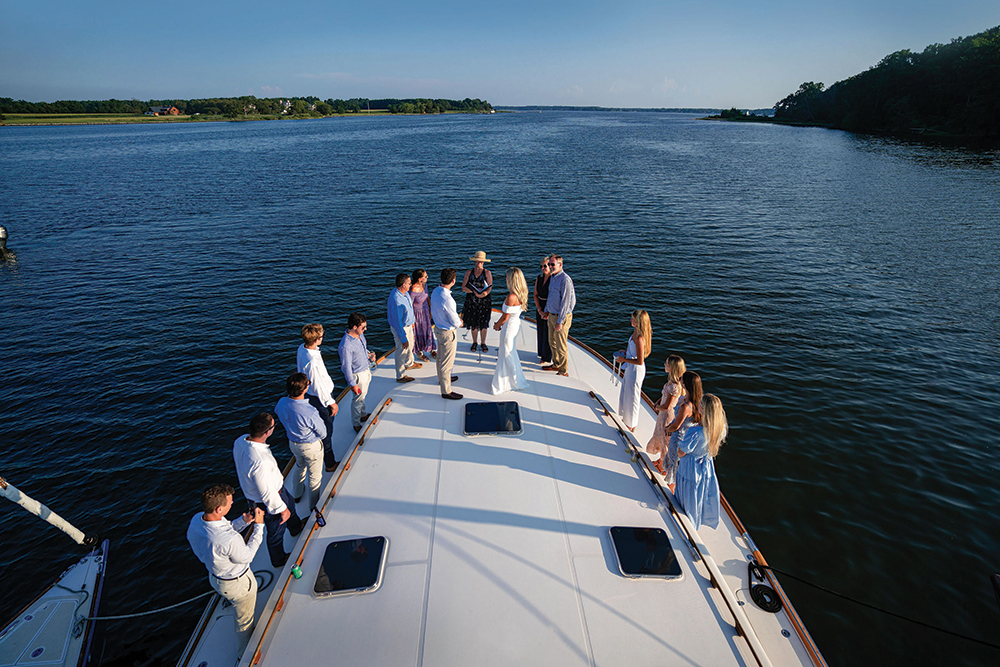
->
[82, 591, 213, 621]
[759, 564, 1000, 650]
[82, 568, 277, 621]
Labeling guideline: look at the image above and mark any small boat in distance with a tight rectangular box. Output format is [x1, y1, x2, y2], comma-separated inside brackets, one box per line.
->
[0, 477, 109, 667]
[179, 315, 826, 667]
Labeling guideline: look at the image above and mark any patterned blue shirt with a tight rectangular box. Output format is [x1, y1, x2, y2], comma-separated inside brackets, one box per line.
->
[338, 331, 370, 387]
[544, 271, 576, 324]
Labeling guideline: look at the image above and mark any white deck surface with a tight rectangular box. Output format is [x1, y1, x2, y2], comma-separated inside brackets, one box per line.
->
[180, 316, 822, 667]
[1, 543, 106, 667]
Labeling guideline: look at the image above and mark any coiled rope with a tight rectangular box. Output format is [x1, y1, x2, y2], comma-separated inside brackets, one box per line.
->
[753, 563, 1000, 650]
[747, 561, 783, 613]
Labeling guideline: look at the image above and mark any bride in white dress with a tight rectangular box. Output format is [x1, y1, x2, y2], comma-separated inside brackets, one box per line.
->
[491, 267, 531, 395]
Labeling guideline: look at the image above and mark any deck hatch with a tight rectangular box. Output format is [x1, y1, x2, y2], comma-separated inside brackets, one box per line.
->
[609, 527, 683, 579]
[463, 401, 523, 436]
[313, 536, 388, 597]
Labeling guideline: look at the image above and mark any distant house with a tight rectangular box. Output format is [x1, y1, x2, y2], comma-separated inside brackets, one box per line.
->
[147, 106, 181, 116]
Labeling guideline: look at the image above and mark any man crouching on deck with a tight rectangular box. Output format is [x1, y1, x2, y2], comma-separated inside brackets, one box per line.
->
[186, 483, 264, 655]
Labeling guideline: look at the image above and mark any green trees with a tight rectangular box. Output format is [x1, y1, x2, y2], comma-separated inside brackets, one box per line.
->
[384, 97, 492, 114]
[774, 82, 827, 122]
[0, 94, 495, 120]
[773, 25, 1000, 137]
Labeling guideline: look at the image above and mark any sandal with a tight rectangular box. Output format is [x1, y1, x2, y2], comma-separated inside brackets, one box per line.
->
[471, 343, 478, 351]
[481, 344, 489, 353]
[653, 458, 666, 475]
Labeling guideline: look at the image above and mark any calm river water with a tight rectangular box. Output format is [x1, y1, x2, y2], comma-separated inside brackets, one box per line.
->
[2, 112, 998, 666]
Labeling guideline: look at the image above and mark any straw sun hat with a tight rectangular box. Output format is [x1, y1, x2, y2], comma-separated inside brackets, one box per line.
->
[469, 250, 491, 263]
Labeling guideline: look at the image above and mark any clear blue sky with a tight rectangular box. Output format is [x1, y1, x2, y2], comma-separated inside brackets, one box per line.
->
[2, 0, 998, 108]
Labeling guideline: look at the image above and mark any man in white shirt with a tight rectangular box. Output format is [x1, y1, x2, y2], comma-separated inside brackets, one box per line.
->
[431, 268, 463, 400]
[233, 412, 304, 568]
[186, 483, 264, 654]
[296, 323, 340, 471]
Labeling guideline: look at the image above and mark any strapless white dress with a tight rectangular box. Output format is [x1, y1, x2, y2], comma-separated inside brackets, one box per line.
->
[491, 304, 530, 395]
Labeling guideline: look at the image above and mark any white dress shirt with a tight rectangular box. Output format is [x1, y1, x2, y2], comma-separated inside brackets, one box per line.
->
[297, 344, 335, 408]
[233, 435, 287, 514]
[431, 285, 463, 330]
[187, 512, 264, 579]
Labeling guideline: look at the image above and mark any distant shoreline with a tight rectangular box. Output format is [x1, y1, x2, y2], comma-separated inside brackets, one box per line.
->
[0, 110, 499, 128]
[705, 112, 1000, 146]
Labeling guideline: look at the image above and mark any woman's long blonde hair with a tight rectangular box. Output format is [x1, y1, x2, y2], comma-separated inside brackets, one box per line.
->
[700, 393, 728, 457]
[632, 309, 652, 360]
[507, 267, 529, 311]
[666, 354, 685, 384]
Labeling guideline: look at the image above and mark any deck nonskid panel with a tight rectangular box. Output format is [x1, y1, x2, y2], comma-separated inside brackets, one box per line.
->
[179, 316, 823, 667]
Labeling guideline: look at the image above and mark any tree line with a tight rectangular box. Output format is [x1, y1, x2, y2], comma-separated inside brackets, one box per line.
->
[0, 96, 493, 118]
[773, 24, 1000, 137]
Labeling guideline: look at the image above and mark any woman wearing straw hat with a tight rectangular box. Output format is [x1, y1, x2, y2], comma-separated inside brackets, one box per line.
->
[461, 251, 494, 352]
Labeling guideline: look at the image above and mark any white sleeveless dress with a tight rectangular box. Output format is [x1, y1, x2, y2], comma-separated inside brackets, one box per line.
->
[491, 304, 530, 394]
[618, 337, 645, 429]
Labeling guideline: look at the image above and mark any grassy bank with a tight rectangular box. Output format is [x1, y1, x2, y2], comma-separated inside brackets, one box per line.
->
[1, 113, 201, 125]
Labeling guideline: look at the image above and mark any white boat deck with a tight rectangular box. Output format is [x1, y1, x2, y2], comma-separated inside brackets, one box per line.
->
[178, 317, 823, 667]
[1, 541, 107, 667]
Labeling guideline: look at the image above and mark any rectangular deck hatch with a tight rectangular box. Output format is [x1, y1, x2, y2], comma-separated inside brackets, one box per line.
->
[610, 527, 683, 579]
[314, 536, 388, 597]
[464, 401, 523, 436]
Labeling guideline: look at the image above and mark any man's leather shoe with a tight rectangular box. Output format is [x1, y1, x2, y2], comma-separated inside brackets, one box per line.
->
[396, 376, 415, 383]
[289, 520, 305, 537]
[360, 413, 371, 422]
[451, 376, 458, 382]
[406, 362, 423, 369]
[441, 392, 463, 400]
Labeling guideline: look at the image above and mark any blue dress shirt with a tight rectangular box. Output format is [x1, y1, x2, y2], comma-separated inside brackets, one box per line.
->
[431, 285, 463, 330]
[387, 287, 415, 339]
[274, 396, 328, 444]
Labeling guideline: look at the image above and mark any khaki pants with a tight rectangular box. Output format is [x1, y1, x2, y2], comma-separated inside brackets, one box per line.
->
[548, 313, 572, 374]
[350, 368, 372, 427]
[211, 568, 258, 654]
[434, 326, 457, 394]
[289, 438, 323, 510]
[392, 325, 415, 378]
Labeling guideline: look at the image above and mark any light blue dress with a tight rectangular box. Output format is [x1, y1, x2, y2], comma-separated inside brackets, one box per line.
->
[675, 423, 721, 530]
